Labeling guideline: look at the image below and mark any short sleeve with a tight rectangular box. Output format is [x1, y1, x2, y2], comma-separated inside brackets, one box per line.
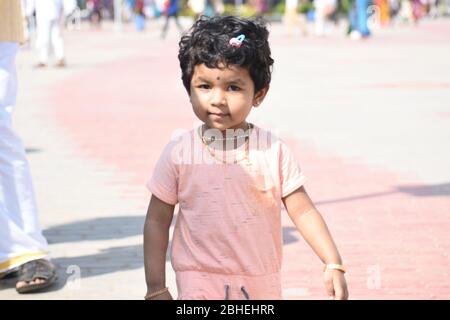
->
[279, 141, 307, 198]
[146, 141, 179, 205]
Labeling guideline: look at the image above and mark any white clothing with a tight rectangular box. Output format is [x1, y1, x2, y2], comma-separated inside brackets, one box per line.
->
[27, 0, 65, 62]
[286, 0, 298, 10]
[0, 42, 49, 272]
[314, 0, 336, 36]
[31, 0, 64, 21]
[63, 0, 77, 16]
[188, 0, 205, 14]
[36, 18, 65, 62]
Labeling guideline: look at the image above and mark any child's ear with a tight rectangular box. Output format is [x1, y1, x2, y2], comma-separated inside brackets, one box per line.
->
[253, 85, 270, 107]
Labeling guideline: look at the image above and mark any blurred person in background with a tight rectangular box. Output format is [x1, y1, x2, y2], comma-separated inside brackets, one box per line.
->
[411, 0, 426, 22]
[22, 0, 35, 45]
[161, 0, 184, 39]
[348, 0, 370, 39]
[28, 0, 67, 67]
[87, 0, 103, 28]
[188, 0, 206, 20]
[376, 0, 391, 25]
[62, 0, 80, 30]
[203, 0, 224, 17]
[284, 0, 308, 37]
[133, 0, 147, 32]
[389, 0, 401, 23]
[314, 0, 337, 36]
[210, 0, 224, 15]
[427, 0, 439, 18]
[0, 0, 57, 294]
[399, 0, 416, 23]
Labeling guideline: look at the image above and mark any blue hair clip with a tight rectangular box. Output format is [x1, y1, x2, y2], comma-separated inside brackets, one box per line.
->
[229, 34, 246, 48]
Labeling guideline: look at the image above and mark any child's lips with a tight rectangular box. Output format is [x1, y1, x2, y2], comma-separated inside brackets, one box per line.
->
[208, 112, 229, 118]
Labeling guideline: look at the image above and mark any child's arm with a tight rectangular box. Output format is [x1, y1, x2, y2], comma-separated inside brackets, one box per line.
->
[143, 194, 175, 300]
[282, 186, 349, 300]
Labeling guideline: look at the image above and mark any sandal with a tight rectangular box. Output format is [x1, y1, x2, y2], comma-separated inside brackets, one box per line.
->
[15, 259, 57, 294]
[0, 265, 22, 279]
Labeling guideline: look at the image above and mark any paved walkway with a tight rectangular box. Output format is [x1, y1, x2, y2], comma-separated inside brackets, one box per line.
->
[1, 17, 449, 299]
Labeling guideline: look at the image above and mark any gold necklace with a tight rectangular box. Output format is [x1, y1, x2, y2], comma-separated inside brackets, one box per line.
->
[202, 123, 252, 142]
[199, 124, 253, 165]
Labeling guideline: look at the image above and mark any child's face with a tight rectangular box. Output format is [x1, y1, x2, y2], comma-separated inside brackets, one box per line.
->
[189, 63, 268, 131]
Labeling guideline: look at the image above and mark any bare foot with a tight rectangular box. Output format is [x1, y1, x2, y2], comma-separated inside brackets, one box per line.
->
[55, 59, 66, 68]
[16, 278, 46, 290]
[15, 259, 57, 293]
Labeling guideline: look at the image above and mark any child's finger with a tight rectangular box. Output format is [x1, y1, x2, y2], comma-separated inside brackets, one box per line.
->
[334, 277, 349, 300]
[334, 286, 346, 300]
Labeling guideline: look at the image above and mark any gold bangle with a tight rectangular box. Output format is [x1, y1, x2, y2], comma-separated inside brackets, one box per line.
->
[324, 264, 346, 273]
[145, 287, 169, 300]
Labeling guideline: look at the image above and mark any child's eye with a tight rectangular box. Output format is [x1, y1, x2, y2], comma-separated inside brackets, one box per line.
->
[228, 85, 241, 91]
[198, 84, 210, 89]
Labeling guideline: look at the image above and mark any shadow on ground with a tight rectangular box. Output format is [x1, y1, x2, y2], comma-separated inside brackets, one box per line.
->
[316, 182, 450, 205]
[43, 215, 301, 246]
[25, 147, 42, 154]
[396, 182, 450, 197]
[43, 216, 146, 244]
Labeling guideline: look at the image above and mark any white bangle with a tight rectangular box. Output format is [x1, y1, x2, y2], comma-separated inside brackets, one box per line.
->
[324, 264, 346, 273]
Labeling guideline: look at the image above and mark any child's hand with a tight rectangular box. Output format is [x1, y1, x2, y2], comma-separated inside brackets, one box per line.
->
[323, 269, 349, 300]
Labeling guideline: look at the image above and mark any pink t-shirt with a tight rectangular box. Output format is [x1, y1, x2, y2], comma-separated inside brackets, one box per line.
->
[147, 124, 307, 299]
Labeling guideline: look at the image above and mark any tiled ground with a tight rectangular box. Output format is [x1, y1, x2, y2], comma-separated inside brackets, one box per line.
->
[1, 17, 449, 299]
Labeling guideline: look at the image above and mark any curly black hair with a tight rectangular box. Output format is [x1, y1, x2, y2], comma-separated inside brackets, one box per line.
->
[178, 15, 274, 94]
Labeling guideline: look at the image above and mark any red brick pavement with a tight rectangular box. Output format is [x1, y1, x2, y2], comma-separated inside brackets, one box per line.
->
[45, 27, 450, 299]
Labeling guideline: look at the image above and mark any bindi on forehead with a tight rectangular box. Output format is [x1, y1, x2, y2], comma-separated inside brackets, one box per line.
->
[216, 77, 221, 80]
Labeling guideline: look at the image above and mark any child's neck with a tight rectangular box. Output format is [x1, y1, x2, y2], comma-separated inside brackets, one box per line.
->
[201, 122, 252, 151]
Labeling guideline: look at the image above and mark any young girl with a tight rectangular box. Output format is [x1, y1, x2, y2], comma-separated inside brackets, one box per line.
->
[143, 15, 348, 300]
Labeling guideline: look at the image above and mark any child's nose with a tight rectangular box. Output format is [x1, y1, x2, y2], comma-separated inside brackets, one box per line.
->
[210, 88, 226, 107]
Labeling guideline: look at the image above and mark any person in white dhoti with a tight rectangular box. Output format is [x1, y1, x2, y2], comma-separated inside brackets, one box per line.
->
[314, 0, 337, 36]
[27, 0, 67, 67]
[0, 0, 56, 293]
